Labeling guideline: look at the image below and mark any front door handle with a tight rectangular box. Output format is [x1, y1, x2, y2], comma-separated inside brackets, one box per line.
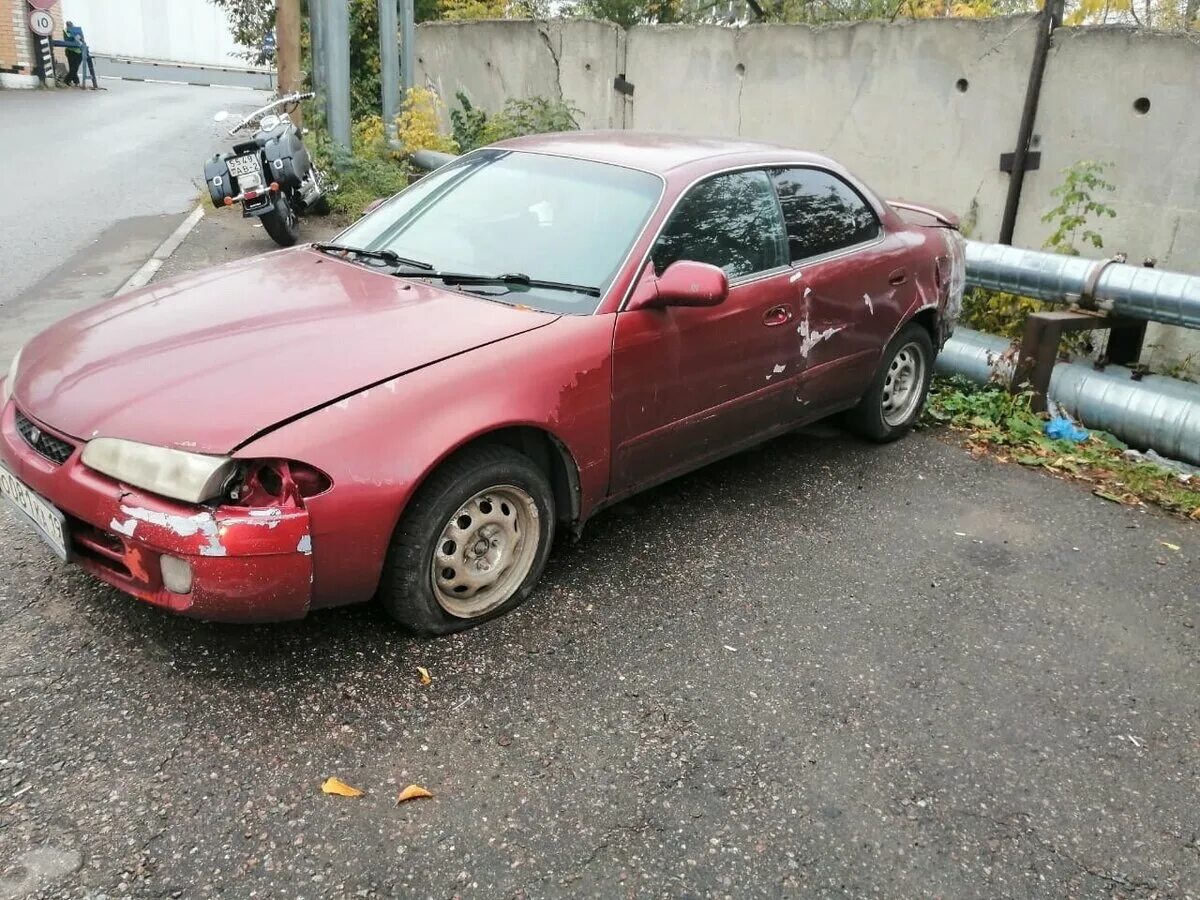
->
[763, 304, 794, 327]
[888, 268, 908, 286]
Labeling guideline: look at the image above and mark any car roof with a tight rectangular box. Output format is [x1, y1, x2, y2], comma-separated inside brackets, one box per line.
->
[493, 131, 837, 176]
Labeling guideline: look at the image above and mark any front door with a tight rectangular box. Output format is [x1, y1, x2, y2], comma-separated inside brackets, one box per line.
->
[610, 169, 799, 495]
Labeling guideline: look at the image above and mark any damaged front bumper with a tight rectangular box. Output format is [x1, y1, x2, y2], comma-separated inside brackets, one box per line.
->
[1, 401, 313, 623]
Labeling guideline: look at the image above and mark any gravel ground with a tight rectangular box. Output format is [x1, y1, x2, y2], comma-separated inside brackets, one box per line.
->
[1, 213, 1197, 899]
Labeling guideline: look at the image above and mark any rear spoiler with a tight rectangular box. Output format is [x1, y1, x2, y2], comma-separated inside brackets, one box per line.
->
[888, 200, 960, 230]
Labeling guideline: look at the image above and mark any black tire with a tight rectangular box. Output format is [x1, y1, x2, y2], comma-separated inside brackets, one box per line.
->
[261, 194, 300, 247]
[844, 322, 935, 442]
[379, 445, 556, 636]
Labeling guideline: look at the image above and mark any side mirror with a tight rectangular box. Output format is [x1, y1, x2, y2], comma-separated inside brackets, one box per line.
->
[627, 260, 729, 311]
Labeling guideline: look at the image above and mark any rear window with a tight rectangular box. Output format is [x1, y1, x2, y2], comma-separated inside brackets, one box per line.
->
[770, 168, 880, 262]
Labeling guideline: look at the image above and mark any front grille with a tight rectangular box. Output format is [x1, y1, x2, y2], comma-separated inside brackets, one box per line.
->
[15, 410, 76, 465]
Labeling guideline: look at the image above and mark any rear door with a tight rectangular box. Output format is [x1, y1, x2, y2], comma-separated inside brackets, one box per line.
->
[610, 169, 800, 494]
[769, 167, 912, 413]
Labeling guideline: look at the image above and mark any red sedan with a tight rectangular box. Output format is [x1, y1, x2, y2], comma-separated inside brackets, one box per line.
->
[0, 133, 964, 633]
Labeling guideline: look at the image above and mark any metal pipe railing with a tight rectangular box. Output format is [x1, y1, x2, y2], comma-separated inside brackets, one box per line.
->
[966, 241, 1200, 330]
[938, 328, 1200, 466]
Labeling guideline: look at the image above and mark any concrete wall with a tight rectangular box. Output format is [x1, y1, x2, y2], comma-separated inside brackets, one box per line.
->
[415, 19, 626, 130]
[625, 18, 1039, 244]
[1012, 26, 1200, 365]
[415, 17, 1200, 370]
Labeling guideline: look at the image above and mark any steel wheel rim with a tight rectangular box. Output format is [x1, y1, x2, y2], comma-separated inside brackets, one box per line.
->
[881, 341, 926, 427]
[430, 485, 540, 619]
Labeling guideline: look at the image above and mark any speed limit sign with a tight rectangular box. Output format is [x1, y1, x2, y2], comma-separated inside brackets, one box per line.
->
[28, 9, 54, 37]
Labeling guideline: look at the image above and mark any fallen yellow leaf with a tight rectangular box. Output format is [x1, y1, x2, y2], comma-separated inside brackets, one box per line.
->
[321, 777, 363, 798]
[396, 784, 432, 804]
[1159, 541, 1181, 551]
[417, 666, 432, 686]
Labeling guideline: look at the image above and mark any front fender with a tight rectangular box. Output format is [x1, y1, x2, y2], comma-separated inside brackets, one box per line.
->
[235, 314, 615, 609]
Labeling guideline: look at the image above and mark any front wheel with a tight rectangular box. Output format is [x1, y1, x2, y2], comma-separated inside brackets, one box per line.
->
[378, 445, 556, 635]
[260, 194, 300, 246]
[844, 322, 934, 442]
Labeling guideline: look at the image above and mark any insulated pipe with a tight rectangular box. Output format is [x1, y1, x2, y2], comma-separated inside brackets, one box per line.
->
[937, 328, 1200, 466]
[409, 149, 458, 170]
[966, 241, 1200, 330]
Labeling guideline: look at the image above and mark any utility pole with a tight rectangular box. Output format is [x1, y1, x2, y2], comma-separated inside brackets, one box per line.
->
[324, 0, 352, 151]
[379, 0, 400, 145]
[310, 0, 325, 100]
[400, 0, 415, 97]
[276, 0, 303, 126]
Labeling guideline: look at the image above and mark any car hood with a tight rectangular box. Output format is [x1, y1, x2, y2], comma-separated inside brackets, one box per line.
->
[15, 248, 559, 454]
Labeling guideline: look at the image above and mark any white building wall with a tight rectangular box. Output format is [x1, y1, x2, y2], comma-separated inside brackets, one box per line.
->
[60, 0, 255, 67]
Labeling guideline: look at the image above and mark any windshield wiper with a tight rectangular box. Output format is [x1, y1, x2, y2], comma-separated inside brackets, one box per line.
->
[419, 271, 601, 297]
[311, 242, 433, 270]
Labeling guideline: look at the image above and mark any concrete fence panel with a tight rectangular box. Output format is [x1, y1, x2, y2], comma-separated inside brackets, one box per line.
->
[414, 19, 624, 130]
[626, 17, 1040, 243]
[1012, 26, 1200, 365]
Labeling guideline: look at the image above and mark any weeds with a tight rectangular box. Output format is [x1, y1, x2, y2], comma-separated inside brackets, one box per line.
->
[922, 376, 1200, 518]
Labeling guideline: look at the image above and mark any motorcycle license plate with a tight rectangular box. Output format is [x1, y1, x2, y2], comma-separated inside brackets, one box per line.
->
[227, 154, 260, 178]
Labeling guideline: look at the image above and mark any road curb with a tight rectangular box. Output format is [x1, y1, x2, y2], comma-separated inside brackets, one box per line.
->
[97, 75, 266, 92]
[114, 205, 205, 297]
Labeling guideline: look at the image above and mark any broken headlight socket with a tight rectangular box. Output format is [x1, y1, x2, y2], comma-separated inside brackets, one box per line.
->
[159, 555, 194, 595]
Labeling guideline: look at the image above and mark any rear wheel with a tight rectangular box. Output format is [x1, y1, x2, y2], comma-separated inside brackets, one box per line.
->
[379, 445, 555, 635]
[261, 194, 300, 246]
[844, 322, 934, 442]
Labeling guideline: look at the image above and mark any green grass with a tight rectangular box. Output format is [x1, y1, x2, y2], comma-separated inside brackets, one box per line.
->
[922, 376, 1200, 519]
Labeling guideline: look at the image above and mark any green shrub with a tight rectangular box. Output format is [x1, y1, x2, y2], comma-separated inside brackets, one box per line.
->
[450, 94, 581, 152]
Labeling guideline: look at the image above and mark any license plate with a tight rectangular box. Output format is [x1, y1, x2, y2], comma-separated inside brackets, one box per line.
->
[0, 464, 69, 561]
[227, 154, 260, 178]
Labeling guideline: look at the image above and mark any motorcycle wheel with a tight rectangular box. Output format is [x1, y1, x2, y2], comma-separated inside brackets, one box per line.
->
[261, 194, 300, 247]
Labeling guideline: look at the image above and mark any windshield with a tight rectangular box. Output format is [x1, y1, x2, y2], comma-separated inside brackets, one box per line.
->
[335, 149, 664, 314]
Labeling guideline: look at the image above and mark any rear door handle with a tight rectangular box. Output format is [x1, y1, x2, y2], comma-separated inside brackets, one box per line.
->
[888, 268, 908, 286]
[763, 305, 794, 327]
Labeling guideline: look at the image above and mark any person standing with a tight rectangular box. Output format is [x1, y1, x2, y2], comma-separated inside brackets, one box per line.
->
[62, 21, 84, 86]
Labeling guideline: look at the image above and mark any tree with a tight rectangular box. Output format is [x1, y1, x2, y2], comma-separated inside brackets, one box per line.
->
[568, 0, 682, 28]
[210, 0, 275, 64]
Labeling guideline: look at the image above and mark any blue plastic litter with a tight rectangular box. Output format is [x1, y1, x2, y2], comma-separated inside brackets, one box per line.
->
[1045, 416, 1089, 443]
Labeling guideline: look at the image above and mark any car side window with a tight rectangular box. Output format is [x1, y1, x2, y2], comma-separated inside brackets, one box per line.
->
[652, 170, 787, 279]
[770, 168, 881, 263]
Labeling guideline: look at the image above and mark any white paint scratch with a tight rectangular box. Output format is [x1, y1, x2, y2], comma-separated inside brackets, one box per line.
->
[246, 508, 283, 529]
[119, 504, 226, 556]
[334, 399, 351, 411]
[863, 293, 874, 315]
[297, 534, 313, 555]
[766, 363, 787, 382]
[109, 518, 137, 538]
[797, 318, 845, 359]
[789, 271, 804, 284]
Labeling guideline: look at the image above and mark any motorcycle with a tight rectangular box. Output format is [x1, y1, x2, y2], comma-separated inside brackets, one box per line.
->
[205, 92, 330, 247]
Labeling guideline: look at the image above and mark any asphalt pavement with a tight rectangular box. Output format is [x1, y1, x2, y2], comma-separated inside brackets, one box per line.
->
[0, 79, 270, 367]
[0, 213, 1197, 898]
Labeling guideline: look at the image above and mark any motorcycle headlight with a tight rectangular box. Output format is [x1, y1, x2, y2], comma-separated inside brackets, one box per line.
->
[81, 438, 236, 504]
[1, 347, 22, 407]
